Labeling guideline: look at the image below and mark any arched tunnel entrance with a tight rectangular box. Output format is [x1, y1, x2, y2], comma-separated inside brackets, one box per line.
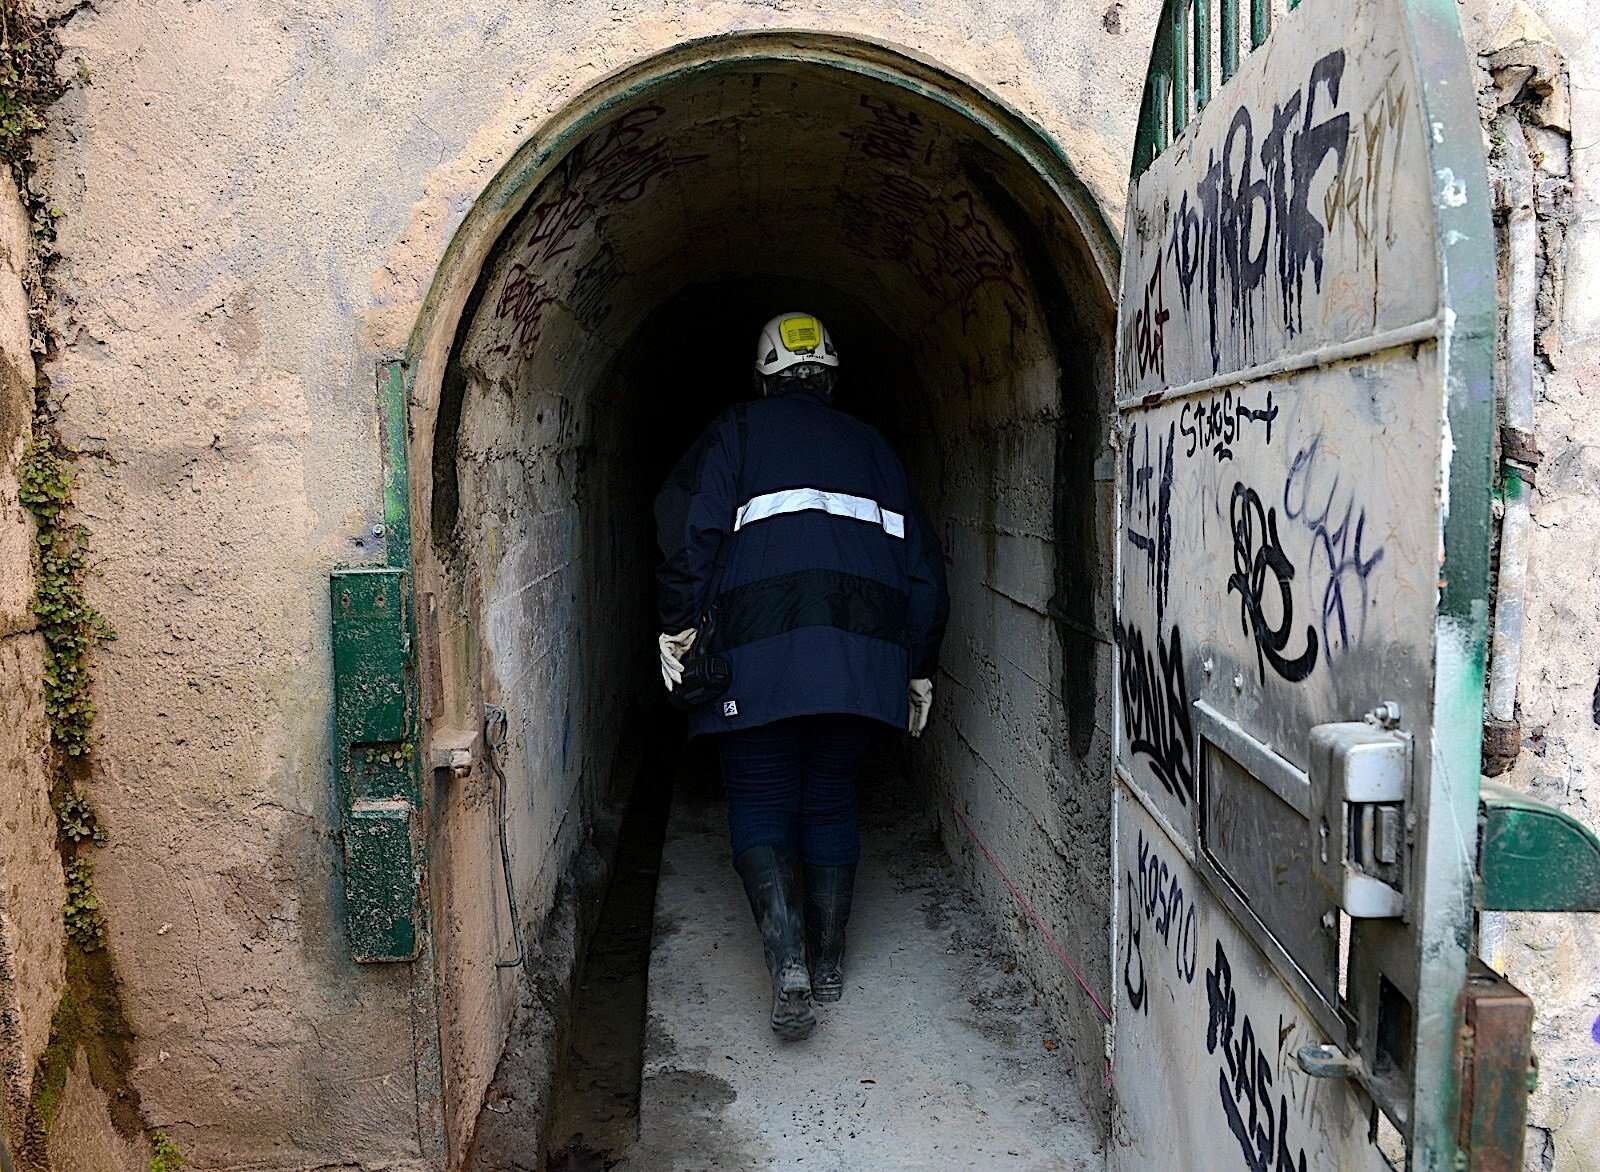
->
[406, 33, 1119, 1167]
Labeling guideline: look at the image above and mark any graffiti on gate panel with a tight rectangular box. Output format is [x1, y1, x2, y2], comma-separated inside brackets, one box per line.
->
[1117, 1, 1437, 401]
[1116, 354, 1433, 835]
[1111, 796, 1387, 1172]
[1111, 0, 1450, 935]
[1111, 0, 1476, 1165]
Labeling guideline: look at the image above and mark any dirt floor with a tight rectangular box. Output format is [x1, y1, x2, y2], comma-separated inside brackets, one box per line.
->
[466, 745, 1105, 1171]
[619, 757, 1105, 1171]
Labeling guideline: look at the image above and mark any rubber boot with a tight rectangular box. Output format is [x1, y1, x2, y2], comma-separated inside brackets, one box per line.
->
[733, 845, 814, 1041]
[804, 863, 856, 1003]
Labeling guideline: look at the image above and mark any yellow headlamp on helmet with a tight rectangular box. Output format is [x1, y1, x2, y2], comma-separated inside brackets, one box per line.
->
[755, 311, 840, 375]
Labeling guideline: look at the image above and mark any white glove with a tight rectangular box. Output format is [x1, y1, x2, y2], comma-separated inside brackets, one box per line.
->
[908, 678, 934, 738]
[658, 629, 696, 691]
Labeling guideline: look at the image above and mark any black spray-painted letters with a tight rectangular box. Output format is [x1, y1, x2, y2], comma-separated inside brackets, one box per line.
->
[1124, 49, 1353, 390]
[1124, 420, 1175, 620]
[1228, 483, 1319, 684]
[1180, 388, 1279, 462]
[1124, 828, 1200, 1015]
[1206, 941, 1310, 1172]
[1114, 619, 1197, 806]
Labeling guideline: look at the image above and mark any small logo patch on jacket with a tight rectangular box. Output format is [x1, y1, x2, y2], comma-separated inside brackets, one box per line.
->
[722, 700, 739, 717]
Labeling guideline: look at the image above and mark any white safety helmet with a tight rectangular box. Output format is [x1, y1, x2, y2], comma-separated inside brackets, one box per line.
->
[753, 312, 840, 376]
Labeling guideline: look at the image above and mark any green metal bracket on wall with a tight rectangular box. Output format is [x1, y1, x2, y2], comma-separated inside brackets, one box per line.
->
[1479, 780, 1600, 912]
[331, 361, 423, 963]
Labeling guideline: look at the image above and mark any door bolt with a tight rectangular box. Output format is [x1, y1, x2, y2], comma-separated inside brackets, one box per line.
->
[1295, 1043, 1356, 1079]
[1374, 806, 1402, 865]
[1366, 701, 1401, 729]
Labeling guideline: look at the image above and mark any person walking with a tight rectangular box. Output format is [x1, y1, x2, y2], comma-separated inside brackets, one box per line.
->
[653, 311, 950, 1041]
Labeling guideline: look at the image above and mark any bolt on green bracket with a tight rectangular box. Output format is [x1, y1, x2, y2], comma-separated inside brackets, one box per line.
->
[331, 362, 424, 962]
[1479, 780, 1600, 912]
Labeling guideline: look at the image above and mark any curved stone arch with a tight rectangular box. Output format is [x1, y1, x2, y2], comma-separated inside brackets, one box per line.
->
[402, 29, 1121, 555]
[403, 35, 1127, 1154]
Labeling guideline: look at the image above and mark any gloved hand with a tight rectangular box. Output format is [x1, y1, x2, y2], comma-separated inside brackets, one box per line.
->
[658, 629, 696, 691]
[908, 678, 934, 738]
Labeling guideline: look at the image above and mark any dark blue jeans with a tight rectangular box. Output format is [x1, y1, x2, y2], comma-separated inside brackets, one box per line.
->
[718, 715, 876, 866]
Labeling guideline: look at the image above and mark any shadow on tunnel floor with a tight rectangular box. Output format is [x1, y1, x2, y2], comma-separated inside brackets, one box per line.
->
[463, 708, 710, 1172]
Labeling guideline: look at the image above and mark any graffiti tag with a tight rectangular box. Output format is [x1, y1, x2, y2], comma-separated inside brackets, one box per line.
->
[1228, 483, 1319, 684]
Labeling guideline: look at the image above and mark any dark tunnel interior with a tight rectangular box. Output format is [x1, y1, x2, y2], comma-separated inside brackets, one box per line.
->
[416, 56, 1120, 1155]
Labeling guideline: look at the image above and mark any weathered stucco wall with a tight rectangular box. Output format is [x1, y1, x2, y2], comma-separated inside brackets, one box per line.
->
[21, 0, 1599, 1167]
[35, 2, 1154, 1167]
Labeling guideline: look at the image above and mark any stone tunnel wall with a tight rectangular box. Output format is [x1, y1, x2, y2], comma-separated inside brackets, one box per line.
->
[421, 57, 1119, 1150]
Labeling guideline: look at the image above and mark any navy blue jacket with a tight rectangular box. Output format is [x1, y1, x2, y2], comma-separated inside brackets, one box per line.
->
[654, 388, 949, 737]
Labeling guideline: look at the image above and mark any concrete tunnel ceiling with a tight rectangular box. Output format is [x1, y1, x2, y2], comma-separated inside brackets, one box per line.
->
[432, 56, 1116, 549]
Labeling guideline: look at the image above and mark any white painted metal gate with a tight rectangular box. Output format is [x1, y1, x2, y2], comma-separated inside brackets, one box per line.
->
[1109, 2, 1494, 1169]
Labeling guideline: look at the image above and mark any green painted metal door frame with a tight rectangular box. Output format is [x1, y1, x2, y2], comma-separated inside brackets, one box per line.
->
[332, 362, 425, 963]
[329, 361, 447, 1165]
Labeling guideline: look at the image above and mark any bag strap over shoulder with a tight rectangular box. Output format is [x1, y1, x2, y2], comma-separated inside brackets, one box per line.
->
[699, 402, 750, 632]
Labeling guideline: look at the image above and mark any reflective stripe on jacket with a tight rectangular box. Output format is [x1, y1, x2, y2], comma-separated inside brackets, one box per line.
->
[654, 388, 950, 736]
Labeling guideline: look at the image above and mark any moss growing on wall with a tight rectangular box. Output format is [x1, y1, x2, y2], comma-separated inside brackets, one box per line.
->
[0, 1, 63, 168]
[16, 946, 142, 1164]
[51, 780, 104, 846]
[147, 1131, 183, 1172]
[61, 860, 104, 950]
[15, 421, 143, 1158]
[18, 433, 114, 757]
[2, 1, 149, 1164]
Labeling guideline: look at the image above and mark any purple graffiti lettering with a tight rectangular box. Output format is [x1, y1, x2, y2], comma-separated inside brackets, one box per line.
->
[1282, 437, 1385, 659]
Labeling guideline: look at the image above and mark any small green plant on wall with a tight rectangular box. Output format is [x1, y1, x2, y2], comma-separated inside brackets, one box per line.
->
[53, 782, 105, 845]
[62, 859, 105, 950]
[0, 1, 61, 167]
[19, 433, 115, 756]
[148, 1131, 184, 1172]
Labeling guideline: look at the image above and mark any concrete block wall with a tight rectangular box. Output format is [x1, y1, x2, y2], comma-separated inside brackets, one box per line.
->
[432, 300, 658, 1159]
[910, 272, 1118, 1118]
